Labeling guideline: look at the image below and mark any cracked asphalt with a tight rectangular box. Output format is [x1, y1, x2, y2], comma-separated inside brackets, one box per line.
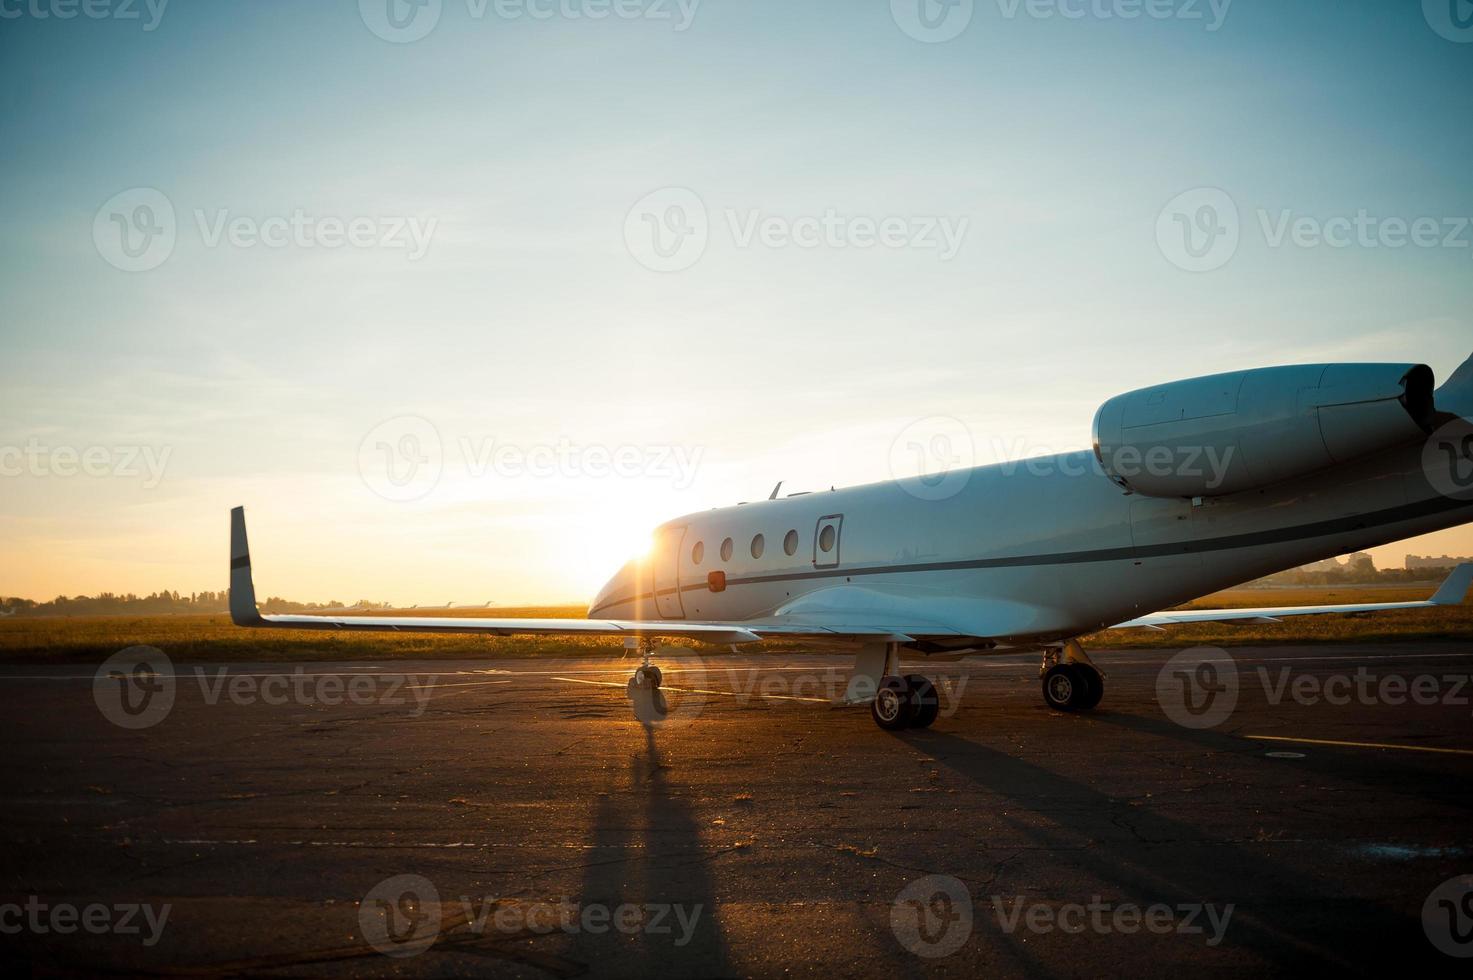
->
[1, 643, 1471, 977]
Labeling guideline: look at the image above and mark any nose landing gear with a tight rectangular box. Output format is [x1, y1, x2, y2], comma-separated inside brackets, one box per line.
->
[626, 638, 669, 723]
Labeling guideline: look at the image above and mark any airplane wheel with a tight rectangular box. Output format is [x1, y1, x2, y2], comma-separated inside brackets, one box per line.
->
[1042, 664, 1090, 712]
[905, 674, 940, 729]
[1073, 664, 1104, 710]
[872, 676, 916, 731]
[635, 665, 662, 689]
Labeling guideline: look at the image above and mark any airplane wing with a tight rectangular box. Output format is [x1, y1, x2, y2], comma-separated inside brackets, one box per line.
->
[1110, 564, 1473, 631]
[229, 507, 943, 644]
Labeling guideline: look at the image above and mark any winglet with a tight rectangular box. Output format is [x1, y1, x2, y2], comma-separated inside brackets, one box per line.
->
[229, 506, 264, 626]
[1430, 563, 1473, 606]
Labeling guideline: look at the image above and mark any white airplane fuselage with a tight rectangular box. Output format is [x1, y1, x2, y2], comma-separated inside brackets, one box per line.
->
[590, 434, 1473, 647]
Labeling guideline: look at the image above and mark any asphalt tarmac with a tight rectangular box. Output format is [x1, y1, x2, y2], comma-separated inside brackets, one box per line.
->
[2, 642, 1472, 977]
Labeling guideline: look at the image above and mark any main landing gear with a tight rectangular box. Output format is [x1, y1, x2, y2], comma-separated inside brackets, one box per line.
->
[871, 674, 941, 731]
[851, 642, 941, 731]
[1040, 640, 1104, 712]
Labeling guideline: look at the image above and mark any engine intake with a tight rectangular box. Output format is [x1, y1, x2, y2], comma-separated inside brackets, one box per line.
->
[1092, 362, 1435, 498]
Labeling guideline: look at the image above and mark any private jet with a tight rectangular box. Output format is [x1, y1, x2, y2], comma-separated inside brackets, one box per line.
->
[230, 354, 1473, 729]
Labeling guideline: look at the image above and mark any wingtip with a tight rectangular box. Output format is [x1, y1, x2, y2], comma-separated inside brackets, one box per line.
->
[1430, 563, 1473, 606]
[229, 506, 262, 626]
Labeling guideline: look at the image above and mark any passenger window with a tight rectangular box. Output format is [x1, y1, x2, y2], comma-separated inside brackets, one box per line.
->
[720, 537, 733, 562]
[819, 524, 836, 553]
[783, 529, 798, 556]
[691, 541, 704, 565]
[751, 534, 765, 559]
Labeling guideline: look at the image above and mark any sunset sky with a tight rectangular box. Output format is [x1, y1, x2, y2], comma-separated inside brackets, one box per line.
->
[2, 1, 1471, 604]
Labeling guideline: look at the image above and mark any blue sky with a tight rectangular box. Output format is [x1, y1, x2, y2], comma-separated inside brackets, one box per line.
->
[2, 0, 1471, 602]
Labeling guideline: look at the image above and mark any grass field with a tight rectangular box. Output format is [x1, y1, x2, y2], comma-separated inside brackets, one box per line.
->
[1, 586, 1469, 662]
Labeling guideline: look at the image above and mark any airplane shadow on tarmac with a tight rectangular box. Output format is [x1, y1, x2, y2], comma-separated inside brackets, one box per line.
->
[906, 727, 1442, 978]
[575, 726, 731, 974]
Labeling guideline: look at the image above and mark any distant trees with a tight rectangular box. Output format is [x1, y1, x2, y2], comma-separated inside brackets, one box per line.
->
[0, 591, 391, 617]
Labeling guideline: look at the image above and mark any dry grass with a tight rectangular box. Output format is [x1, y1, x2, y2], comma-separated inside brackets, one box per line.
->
[1, 588, 1469, 663]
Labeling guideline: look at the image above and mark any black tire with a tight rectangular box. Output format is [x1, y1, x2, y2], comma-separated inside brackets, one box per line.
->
[1042, 664, 1087, 712]
[1073, 664, 1104, 710]
[872, 676, 916, 730]
[635, 665, 663, 689]
[905, 674, 940, 728]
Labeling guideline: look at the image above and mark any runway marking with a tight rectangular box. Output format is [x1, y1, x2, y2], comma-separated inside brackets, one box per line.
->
[1245, 735, 1473, 757]
[552, 676, 832, 704]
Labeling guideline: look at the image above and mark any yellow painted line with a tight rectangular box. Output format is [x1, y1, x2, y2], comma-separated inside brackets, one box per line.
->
[551, 676, 832, 704]
[1246, 735, 1473, 757]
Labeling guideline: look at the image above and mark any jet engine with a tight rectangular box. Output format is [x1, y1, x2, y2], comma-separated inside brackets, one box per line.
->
[1092, 362, 1435, 498]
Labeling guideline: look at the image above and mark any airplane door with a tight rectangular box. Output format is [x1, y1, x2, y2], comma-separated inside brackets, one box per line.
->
[653, 526, 686, 619]
[813, 514, 843, 569]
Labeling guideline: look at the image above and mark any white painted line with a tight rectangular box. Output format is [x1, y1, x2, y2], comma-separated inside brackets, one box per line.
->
[552, 676, 832, 704]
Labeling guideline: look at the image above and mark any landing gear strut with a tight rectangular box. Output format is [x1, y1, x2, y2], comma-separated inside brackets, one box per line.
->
[1040, 640, 1103, 712]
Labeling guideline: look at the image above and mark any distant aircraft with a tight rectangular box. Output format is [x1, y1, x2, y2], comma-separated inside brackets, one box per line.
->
[230, 353, 1473, 730]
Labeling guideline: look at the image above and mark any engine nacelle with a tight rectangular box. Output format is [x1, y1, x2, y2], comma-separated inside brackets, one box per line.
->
[1092, 362, 1435, 498]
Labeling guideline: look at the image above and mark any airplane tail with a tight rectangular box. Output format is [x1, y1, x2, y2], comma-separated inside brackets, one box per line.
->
[1436, 351, 1473, 419]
